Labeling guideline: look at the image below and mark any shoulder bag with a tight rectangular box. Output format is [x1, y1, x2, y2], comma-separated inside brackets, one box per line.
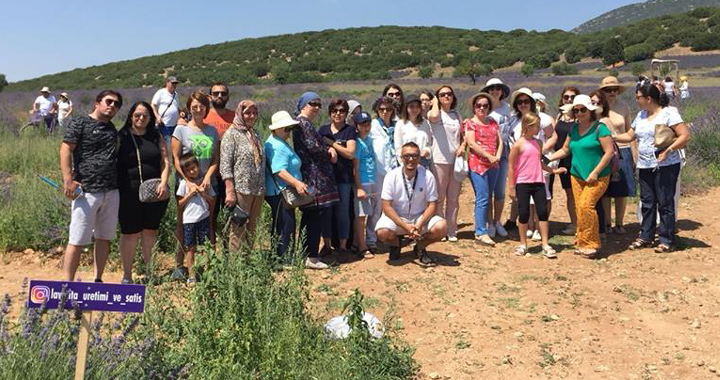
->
[654, 123, 677, 151]
[130, 132, 170, 203]
[265, 161, 314, 209]
[595, 123, 621, 177]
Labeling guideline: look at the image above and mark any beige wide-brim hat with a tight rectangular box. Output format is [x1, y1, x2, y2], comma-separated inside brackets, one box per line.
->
[560, 94, 602, 115]
[269, 110, 299, 130]
[597, 76, 626, 94]
[40, 86, 51, 93]
[468, 92, 496, 112]
[60, 92, 69, 98]
[481, 78, 510, 100]
[510, 87, 535, 107]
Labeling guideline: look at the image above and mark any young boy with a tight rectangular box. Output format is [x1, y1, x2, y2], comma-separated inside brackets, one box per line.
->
[176, 153, 215, 282]
[353, 111, 377, 258]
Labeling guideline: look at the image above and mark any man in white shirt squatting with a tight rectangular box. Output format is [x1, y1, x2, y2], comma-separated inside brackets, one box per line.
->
[375, 142, 447, 264]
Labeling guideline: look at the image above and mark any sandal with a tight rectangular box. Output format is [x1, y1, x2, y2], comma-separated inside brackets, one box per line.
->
[629, 238, 652, 250]
[579, 248, 598, 259]
[514, 245, 528, 256]
[654, 243, 673, 253]
[542, 245, 557, 259]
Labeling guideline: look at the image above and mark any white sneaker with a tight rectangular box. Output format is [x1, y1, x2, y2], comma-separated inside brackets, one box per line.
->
[526, 229, 534, 238]
[447, 236, 458, 242]
[488, 224, 496, 238]
[495, 221, 508, 237]
[305, 257, 329, 270]
[531, 230, 542, 241]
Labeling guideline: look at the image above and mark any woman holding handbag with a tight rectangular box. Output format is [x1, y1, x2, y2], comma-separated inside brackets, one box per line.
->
[612, 83, 690, 252]
[117, 101, 170, 284]
[264, 111, 309, 259]
[220, 100, 266, 251]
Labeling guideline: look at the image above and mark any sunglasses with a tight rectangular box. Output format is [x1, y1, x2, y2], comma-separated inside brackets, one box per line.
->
[402, 153, 420, 160]
[562, 94, 576, 101]
[487, 85, 502, 91]
[603, 87, 620, 93]
[378, 107, 393, 113]
[572, 107, 589, 114]
[211, 91, 228, 96]
[474, 103, 490, 109]
[132, 113, 149, 118]
[516, 98, 532, 106]
[103, 98, 121, 108]
[331, 108, 347, 114]
[438, 91, 453, 98]
[307, 101, 322, 108]
[386, 92, 401, 98]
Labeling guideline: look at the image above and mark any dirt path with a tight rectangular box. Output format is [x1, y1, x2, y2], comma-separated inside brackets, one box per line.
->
[2, 183, 719, 379]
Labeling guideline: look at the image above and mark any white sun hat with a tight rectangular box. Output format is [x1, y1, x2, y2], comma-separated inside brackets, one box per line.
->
[40, 86, 51, 93]
[510, 87, 535, 107]
[560, 94, 602, 115]
[268, 110, 300, 130]
[481, 78, 510, 100]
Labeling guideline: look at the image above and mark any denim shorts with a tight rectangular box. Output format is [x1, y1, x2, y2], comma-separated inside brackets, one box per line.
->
[183, 217, 210, 249]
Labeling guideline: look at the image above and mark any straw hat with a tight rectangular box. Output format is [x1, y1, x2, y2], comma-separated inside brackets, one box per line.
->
[40, 86, 51, 93]
[510, 87, 535, 107]
[597, 76, 626, 94]
[680, 76, 688, 81]
[560, 94, 602, 116]
[60, 92, 69, 99]
[468, 92, 495, 113]
[481, 78, 510, 100]
[268, 111, 299, 130]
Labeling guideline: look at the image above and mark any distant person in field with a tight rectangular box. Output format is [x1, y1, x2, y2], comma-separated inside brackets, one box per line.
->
[151, 76, 181, 142]
[171, 91, 220, 281]
[663, 77, 677, 100]
[382, 83, 405, 118]
[679, 76, 691, 100]
[375, 142, 447, 264]
[57, 92, 73, 130]
[117, 101, 170, 284]
[33, 86, 57, 132]
[60, 90, 123, 282]
[483, 78, 512, 238]
[428, 85, 464, 242]
[614, 84, 690, 253]
[220, 100, 265, 251]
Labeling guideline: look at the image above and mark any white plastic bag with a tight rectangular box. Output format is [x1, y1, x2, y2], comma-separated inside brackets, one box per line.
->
[453, 156, 468, 182]
[324, 312, 384, 339]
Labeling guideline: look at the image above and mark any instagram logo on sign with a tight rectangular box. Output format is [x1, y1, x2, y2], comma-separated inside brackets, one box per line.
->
[30, 286, 50, 304]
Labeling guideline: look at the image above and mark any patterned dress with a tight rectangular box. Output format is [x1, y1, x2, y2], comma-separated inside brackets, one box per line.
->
[219, 126, 265, 196]
[292, 116, 339, 207]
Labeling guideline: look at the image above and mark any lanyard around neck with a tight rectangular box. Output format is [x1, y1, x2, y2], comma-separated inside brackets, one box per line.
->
[403, 171, 418, 215]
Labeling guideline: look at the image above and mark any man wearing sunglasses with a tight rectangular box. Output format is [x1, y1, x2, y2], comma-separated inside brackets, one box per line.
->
[204, 82, 235, 138]
[375, 142, 447, 264]
[60, 90, 123, 282]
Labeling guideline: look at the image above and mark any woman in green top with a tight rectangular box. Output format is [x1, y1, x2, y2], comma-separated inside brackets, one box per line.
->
[548, 95, 614, 258]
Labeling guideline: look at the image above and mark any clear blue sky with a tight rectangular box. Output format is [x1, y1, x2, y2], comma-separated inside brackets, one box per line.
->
[0, 0, 639, 82]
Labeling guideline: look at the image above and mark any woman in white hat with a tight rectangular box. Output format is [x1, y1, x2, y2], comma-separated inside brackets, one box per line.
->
[548, 95, 615, 258]
[264, 111, 308, 259]
[483, 78, 512, 237]
[57, 92, 73, 130]
[679, 76, 690, 100]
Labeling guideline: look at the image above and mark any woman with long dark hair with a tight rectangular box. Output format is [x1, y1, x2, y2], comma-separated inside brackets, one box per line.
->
[613, 84, 690, 252]
[117, 102, 170, 283]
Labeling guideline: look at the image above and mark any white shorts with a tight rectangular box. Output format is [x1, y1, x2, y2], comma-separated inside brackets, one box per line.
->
[374, 213, 444, 235]
[68, 190, 120, 246]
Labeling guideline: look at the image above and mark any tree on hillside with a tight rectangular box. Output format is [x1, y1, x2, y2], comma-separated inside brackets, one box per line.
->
[0, 74, 7, 93]
[601, 37, 625, 67]
[630, 62, 646, 77]
[454, 61, 492, 85]
[521, 63, 535, 77]
[418, 65, 434, 79]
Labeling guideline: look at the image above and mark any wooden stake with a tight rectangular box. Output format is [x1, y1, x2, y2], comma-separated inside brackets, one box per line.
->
[74, 310, 93, 380]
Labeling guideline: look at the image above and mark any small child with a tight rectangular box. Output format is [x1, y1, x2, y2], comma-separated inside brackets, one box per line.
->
[176, 153, 216, 282]
[508, 113, 565, 258]
[353, 111, 377, 258]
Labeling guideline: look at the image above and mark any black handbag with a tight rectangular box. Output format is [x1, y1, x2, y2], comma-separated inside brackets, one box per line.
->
[231, 205, 250, 226]
[130, 132, 170, 203]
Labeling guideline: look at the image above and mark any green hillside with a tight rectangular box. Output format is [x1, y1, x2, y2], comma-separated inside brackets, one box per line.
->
[573, 0, 720, 34]
[8, 6, 720, 91]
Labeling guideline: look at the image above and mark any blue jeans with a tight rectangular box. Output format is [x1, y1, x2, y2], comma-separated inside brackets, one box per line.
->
[470, 168, 499, 236]
[266, 195, 296, 259]
[491, 157, 508, 200]
[329, 183, 353, 240]
[639, 164, 680, 245]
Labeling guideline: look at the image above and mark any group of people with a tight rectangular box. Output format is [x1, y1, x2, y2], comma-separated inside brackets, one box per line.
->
[31, 87, 73, 132]
[56, 73, 690, 283]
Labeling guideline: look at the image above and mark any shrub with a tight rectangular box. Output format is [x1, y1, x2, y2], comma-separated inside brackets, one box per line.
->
[418, 65, 434, 79]
[624, 43, 655, 63]
[550, 62, 578, 76]
[608, 69, 620, 78]
[521, 63, 535, 77]
[630, 62, 646, 77]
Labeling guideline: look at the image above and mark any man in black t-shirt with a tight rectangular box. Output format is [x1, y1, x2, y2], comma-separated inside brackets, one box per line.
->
[60, 90, 123, 282]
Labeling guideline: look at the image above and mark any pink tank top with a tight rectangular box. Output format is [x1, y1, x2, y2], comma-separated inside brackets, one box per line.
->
[514, 138, 545, 184]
